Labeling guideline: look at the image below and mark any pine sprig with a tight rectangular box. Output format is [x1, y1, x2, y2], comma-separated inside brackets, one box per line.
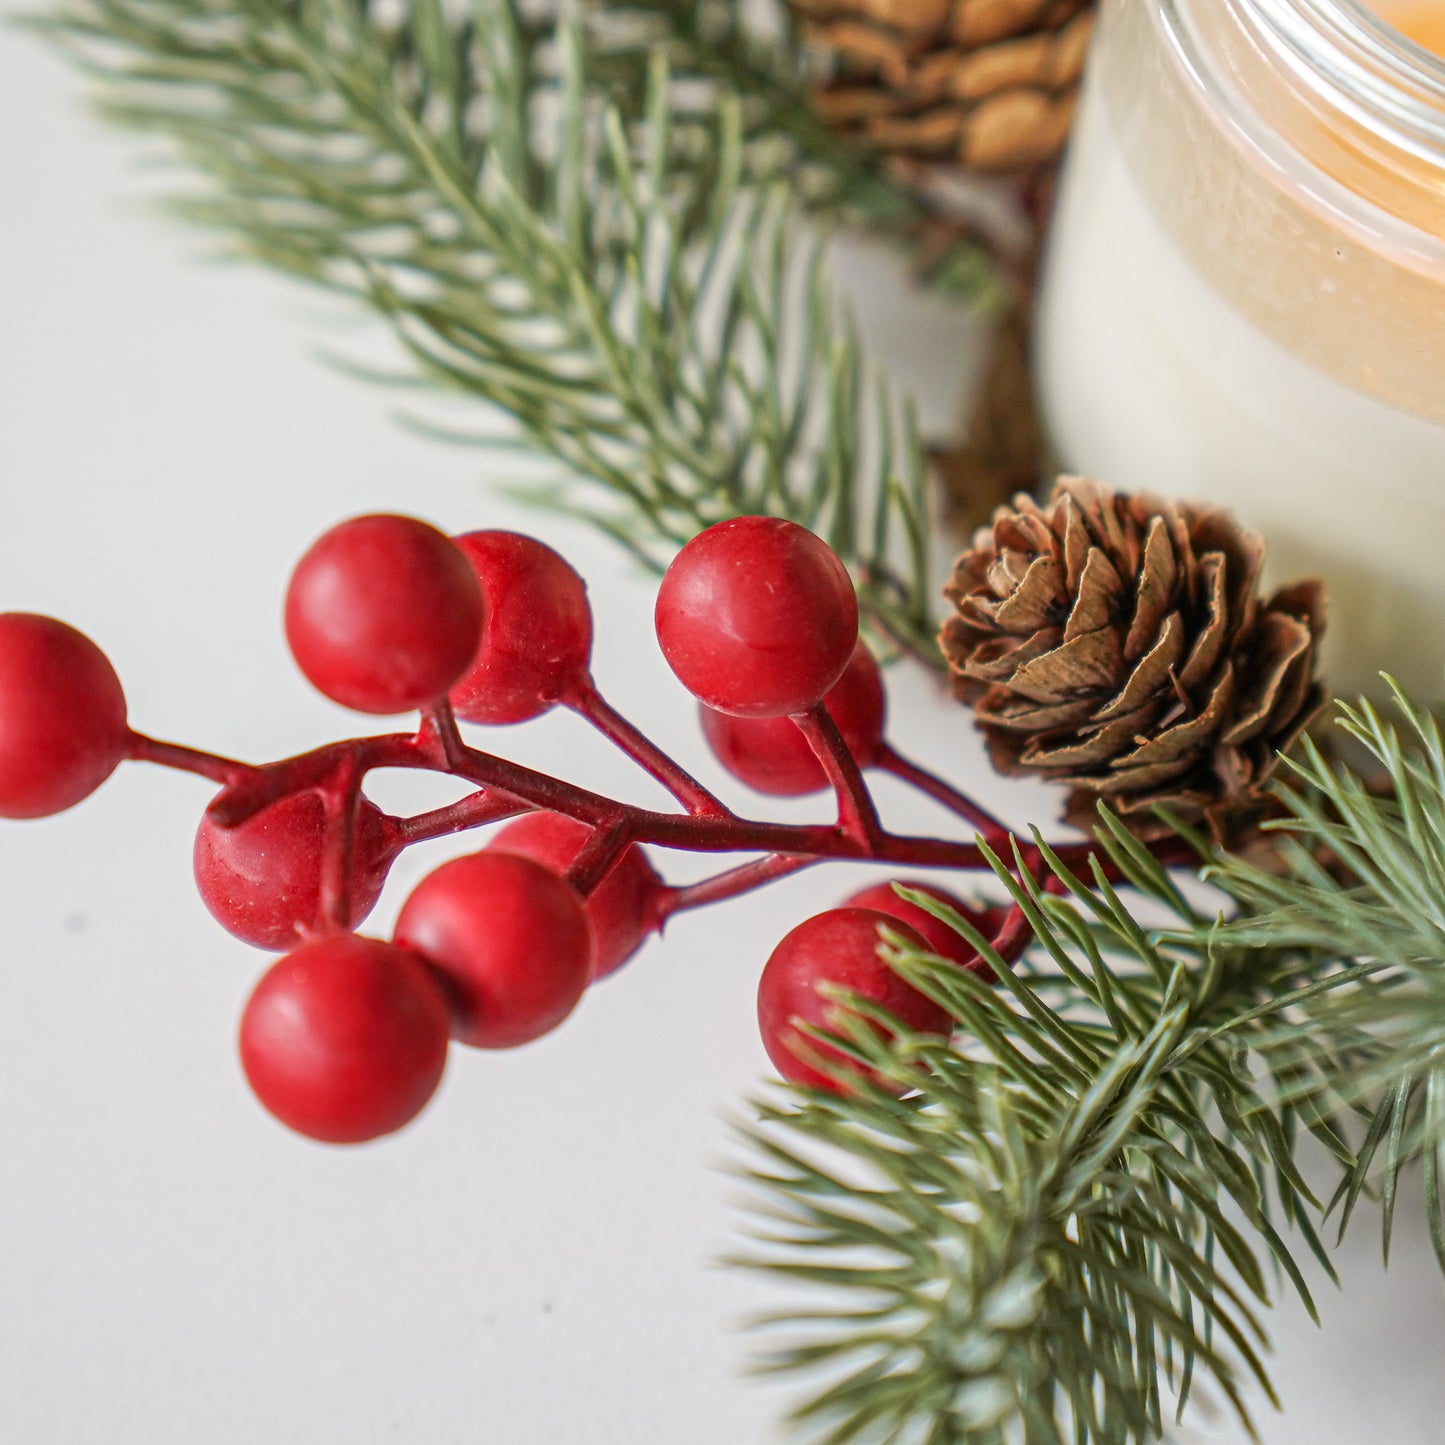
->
[1207, 687, 1445, 1269]
[733, 832, 1343, 1444]
[32, 0, 982, 662]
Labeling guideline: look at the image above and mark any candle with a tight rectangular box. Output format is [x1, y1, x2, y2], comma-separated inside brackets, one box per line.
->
[1381, 7, 1445, 56]
[1036, 0, 1445, 703]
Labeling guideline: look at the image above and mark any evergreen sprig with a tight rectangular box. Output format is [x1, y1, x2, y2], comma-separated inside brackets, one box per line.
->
[735, 692, 1445, 1442]
[1207, 686, 1445, 1270]
[733, 829, 1347, 1445]
[33, 0, 989, 662]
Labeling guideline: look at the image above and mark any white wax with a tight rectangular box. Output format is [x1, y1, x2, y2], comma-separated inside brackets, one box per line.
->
[1037, 73, 1445, 703]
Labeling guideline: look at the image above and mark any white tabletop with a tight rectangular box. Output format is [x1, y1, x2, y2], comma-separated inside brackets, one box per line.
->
[2, 20, 1442, 1443]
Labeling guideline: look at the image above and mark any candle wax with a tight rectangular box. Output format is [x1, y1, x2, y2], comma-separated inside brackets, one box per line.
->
[1375, 6, 1445, 57]
[1037, 72, 1445, 703]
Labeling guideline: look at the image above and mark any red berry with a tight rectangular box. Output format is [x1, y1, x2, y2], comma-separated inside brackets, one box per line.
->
[757, 907, 951, 1093]
[655, 516, 859, 718]
[194, 791, 396, 951]
[841, 880, 1002, 980]
[448, 532, 593, 725]
[0, 613, 128, 819]
[284, 514, 484, 715]
[488, 811, 661, 979]
[700, 641, 885, 796]
[394, 851, 593, 1048]
[239, 934, 451, 1144]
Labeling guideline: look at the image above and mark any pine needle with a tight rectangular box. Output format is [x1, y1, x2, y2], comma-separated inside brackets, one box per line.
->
[29, 0, 989, 665]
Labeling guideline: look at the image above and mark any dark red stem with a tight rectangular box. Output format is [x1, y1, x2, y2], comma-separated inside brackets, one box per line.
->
[316, 750, 361, 931]
[653, 853, 818, 923]
[392, 791, 529, 845]
[876, 743, 1009, 843]
[180, 723, 1174, 875]
[795, 703, 885, 849]
[989, 903, 1035, 967]
[134, 686, 1196, 959]
[565, 816, 633, 897]
[196, 726, 991, 865]
[566, 679, 732, 820]
[418, 699, 470, 772]
[125, 731, 253, 787]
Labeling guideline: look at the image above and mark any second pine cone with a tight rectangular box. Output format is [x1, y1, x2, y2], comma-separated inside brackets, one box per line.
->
[792, 0, 1096, 176]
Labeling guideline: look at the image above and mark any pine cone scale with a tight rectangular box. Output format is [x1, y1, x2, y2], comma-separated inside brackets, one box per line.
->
[1063, 548, 1123, 638]
[1222, 606, 1318, 745]
[1176, 556, 1231, 691]
[977, 691, 1100, 730]
[1094, 614, 1187, 721]
[941, 478, 1329, 844]
[1012, 626, 1122, 698]
[952, 0, 1081, 48]
[953, 627, 1064, 689]
[1067, 756, 1197, 798]
[1120, 670, 1236, 770]
[952, 34, 1054, 99]
[992, 555, 1065, 631]
[1047, 11, 1095, 83]
[1017, 711, 1157, 769]
[1123, 519, 1178, 657]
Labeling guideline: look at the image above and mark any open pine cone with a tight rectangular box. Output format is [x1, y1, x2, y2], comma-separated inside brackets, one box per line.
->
[791, 0, 1095, 177]
[940, 478, 1328, 843]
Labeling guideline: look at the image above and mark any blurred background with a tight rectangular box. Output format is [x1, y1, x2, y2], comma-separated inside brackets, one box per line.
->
[1, 13, 1442, 1441]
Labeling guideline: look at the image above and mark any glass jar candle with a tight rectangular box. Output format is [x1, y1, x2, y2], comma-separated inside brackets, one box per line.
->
[1035, 0, 1445, 701]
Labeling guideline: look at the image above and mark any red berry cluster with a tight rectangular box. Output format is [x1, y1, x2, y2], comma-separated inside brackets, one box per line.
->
[0, 511, 1100, 1145]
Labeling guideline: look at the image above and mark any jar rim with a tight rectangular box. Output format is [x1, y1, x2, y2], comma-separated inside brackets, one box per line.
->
[1240, 0, 1445, 163]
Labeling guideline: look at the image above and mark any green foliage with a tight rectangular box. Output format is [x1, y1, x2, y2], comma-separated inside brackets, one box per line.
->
[736, 691, 1445, 1441]
[734, 830, 1345, 1444]
[32, 0, 991, 663]
[1207, 685, 1445, 1270]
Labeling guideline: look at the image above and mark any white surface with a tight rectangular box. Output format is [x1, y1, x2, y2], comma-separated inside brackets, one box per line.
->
[1, 18, 1443, 1445]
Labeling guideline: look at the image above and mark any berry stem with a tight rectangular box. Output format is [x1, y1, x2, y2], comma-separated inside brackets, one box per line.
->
[566, 681, 733, 820]
[418, 699, 469, 771]
[989, 903, 1034, 966]
[875, 743, 1010, 842]
[206, 735, 422, 827]
[795, 704, 885, 849]
[192, 724, 998, 862]
[138, 714, 1185, 888]
[316, 752, 362, 933]
[125, 730, 253, 787]
[652, 853, 818, 923]
[564, 816, 633, 898]
[203, 728, 623, 833]
[392, 791, 529, 845]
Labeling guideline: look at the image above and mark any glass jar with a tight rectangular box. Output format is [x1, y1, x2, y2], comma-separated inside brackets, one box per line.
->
[1035, 0, 1445, 701]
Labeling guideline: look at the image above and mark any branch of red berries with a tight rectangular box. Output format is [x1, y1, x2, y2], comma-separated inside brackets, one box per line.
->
[0, 512, 1186, 1145]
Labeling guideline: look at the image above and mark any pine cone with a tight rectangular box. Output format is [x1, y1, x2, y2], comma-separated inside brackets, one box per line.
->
[791, 0, 1095, 177]
[940, 479, 1328, 843]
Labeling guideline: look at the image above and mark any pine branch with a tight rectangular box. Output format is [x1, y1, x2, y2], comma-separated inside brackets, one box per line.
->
[732, 830, 1347, 1444]
[564, 0, 933, 233]
[31, 0, 985, 664]
[1205, 686, 1445, 1271]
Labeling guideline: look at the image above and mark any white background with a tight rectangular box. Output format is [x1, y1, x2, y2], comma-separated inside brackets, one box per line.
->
[1, 14, 1442, 1444]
